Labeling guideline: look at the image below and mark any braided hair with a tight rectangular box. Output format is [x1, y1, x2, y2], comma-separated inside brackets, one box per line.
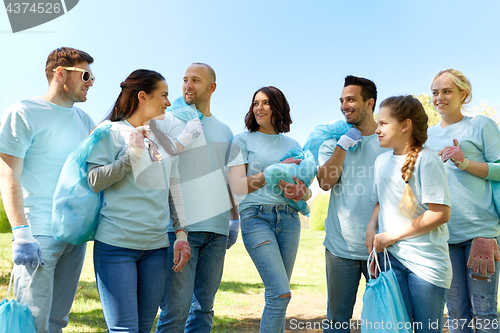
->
[380, 95, 428, 218]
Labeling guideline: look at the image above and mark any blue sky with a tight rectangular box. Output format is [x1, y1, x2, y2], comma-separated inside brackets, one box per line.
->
[1, 0, 499, 146]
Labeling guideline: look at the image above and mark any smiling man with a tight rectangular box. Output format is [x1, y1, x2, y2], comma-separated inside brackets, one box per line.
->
[316, 76, 388, 332]
[155, 63, 240, 333]
[0, 47, 95, 333]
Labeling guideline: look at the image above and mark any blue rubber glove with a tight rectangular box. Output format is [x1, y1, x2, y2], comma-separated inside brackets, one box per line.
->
[226, 219, 240, 249]
[336, 128, 362, 151]
[12, 226, 44, 268]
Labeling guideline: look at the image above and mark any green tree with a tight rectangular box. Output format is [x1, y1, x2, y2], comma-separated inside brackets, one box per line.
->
[416, 93, 440, 127]
[309, 193, 329, 231]
[416, 93, 499, 127]
[469, 100, 500, 126]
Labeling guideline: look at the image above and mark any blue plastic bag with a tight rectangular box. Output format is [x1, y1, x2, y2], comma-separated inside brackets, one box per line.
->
[0, 267, 36, 333]
[361, 249, 411, 333]
[167, 97, 203, 121]
[52, 124, 111, 245]
[303, 119, 356, 164]
[264, 148, 317, 216]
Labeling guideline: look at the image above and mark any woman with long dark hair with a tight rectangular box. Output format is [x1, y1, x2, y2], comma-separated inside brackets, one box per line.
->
[228, 86, 311, 333]
[86, 69, 192, 333]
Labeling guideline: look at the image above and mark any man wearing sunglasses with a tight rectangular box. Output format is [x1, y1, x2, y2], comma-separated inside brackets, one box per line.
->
[0, 47, 95, 333]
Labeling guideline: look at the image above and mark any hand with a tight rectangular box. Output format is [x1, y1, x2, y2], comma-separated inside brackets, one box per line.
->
[281, 157, 302, 165]
[176, 118, 203, 147]
[128, 126, 149, 158]
[467, 237, 500, 275]
[368, 250, 380, 279]
[173, 233, 191, 272]
[365, 226, 377, 254]
[226, 219, 240, 249]
[438, 139, 469, 170]
[373, 231, 397, 253]
[278, 176, 307, 201]
[12, 226, 44, 268]
[336, 128, 362, 151]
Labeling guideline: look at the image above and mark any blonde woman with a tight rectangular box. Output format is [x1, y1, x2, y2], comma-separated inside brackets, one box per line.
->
[426, 69, 500, 333]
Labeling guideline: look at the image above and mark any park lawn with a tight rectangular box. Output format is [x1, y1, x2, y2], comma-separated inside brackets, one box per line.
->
[0, 229, 332, 333]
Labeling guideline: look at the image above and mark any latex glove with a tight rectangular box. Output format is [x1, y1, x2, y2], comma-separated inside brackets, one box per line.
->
[173, 231, 191, 272]
[467, 237, 500, 275]
[12, 226, 44, 268]
[278, 175, 307, 201]
[336, 128, 362, 151]
[438, 139, 469, 170]
[281, 157, 302, 165]
[226, 219, 240, 249]
[128, 125, 150, 158]
[176, 118, 203, 147]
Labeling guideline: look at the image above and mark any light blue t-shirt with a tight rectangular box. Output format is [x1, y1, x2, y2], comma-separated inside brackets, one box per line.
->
[373, 149, 452, 289]
[0, 96, 95, 235]
[319, 134, 388, 260]
[157, 112, 234, 235]
[229, 131, 301, 213]
[86, 120, 179, 250]
[426, 116, 500, 243]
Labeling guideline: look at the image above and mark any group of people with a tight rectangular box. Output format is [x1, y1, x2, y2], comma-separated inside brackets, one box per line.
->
[0, 46, 498, 333]
[319, 73, 500, 333]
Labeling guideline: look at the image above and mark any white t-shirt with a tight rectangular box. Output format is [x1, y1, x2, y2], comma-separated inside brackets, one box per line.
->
[319, 134, 388, 260]
[157, 112, 234, 235]
[373, 148, 452, 289]
[0, 96, 95, 235]
[426, 115, 500, 243]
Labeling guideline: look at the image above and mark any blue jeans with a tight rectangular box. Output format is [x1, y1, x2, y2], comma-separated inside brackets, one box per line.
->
[386, 252, 448, 333]
[14, 235, 86, 333]
[156, 231, 228, 333]
[241, 205, 301, 333]
[93, 241, 168, 333]
[324, 249, 369, 333]
[447, 240, 500, 333]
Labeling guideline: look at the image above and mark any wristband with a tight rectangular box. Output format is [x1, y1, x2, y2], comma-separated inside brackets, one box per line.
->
[12, 225, 29, 231]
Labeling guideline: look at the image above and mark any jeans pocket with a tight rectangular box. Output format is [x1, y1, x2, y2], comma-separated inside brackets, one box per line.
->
[240, 207, 261, 223]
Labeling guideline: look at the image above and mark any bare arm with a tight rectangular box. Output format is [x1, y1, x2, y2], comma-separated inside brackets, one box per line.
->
[0, 153, 27, 228]
[373, 203, 450, 252]
[227, 185, 239, 220]
[316, 146, 346, 191]
[228, 164, 266, 196]
[365, 202, 380, 253]
[462, 160, 489, 179]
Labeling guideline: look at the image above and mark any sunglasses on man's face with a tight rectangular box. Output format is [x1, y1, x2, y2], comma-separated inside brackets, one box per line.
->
[53, 66, 95, 83]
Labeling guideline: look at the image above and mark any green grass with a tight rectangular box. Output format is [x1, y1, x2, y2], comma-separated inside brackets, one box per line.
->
[2, 229, 500, 332]
[0, 195, 10, 233]
[0, 229, 329, 332]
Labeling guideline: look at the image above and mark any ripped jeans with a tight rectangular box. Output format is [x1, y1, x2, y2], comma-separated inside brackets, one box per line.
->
[447, 239, 500, 333]
[240, 205, 301, 333]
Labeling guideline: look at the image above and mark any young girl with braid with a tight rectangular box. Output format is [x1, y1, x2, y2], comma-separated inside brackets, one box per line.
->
[365, 95, 452, 332]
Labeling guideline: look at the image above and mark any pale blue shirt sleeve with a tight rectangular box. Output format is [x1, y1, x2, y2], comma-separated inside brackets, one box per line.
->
[318, 138, 337, 166]
[0, 105, 33, 158]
